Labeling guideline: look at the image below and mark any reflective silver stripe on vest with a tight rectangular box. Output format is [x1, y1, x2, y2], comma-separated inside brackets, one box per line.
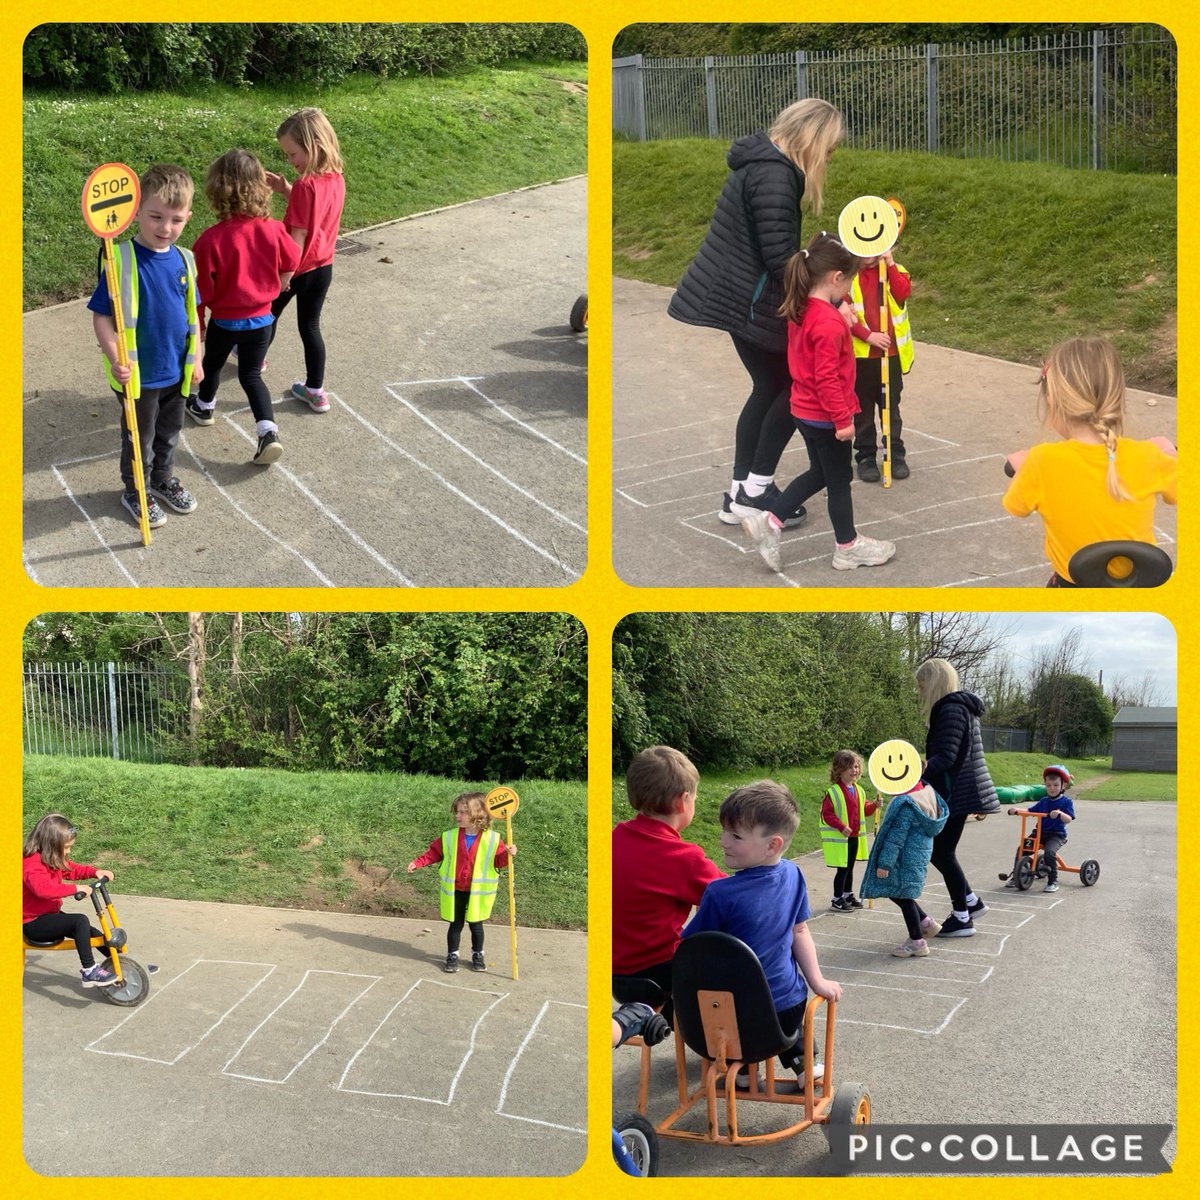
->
[118, 241, 139, 364]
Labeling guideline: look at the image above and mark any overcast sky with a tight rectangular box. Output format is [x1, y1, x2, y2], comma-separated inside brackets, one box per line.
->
[972, 612, 1176, 703]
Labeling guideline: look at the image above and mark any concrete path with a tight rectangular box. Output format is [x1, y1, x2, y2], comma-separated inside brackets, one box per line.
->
[613, 277, 1176, 589]
[25, 896, 586, 1175]
[613, 800, 1175, 1175]
[23, 178, 587, 589]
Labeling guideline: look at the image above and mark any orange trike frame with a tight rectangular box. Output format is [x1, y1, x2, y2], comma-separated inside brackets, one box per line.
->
[1003, 810, 1099, 888]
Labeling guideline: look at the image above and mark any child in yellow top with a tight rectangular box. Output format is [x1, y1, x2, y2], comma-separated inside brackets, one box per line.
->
[1002, 337, 1176, 586]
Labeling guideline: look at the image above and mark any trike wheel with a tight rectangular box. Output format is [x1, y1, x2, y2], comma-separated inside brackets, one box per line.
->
[1080, 859, 1100, 887]
[614, 1112, 658, 1176]
[1015, 857, 1034, 891]
[569, 294, 588, 332]
[102, 956, 151, 1006]
[824, 1082, 872, 1146]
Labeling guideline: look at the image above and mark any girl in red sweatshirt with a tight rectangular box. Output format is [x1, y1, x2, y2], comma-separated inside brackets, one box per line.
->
[189, 149, 300, 464]
[740, 231, 897, 574]
[23, 813, 118, 988]
[408, 793, 516, 974]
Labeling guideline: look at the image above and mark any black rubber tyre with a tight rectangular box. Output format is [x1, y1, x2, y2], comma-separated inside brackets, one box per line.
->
[569, 294, 588, 332]
[615, 1112, 658, 1176]
[824, 1082, 872, 1148]
[102, 955, 151, 1006]
[1015, 856, 1035, 891]
[1080, 859, 1100, 887]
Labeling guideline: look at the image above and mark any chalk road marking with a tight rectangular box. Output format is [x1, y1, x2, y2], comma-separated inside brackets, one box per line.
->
[495, 999, 587, 1134]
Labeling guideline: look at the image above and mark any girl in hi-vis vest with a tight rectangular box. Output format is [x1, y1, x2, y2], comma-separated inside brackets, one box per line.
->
[408, 792, 515, 974]
[819, 750, 879, 911]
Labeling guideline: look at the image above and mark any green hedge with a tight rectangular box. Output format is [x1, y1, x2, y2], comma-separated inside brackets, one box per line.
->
[25, 23, 586, 92]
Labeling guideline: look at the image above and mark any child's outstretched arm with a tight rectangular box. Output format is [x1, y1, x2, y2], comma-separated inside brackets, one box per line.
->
[792, 921, 842, 1002]
[407, 838, 444, 874]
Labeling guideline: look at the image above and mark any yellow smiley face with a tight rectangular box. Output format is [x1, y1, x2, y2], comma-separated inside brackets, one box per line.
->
[837, 195, 900, 257]
[868, 739, 923, 795]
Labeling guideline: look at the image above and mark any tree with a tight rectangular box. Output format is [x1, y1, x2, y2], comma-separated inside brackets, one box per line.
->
[1028, 673, 1112, 755]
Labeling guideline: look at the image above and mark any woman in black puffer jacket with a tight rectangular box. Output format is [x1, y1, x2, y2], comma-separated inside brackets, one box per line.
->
[668, 98, 843, 527]
[916, 658, 1000, 939]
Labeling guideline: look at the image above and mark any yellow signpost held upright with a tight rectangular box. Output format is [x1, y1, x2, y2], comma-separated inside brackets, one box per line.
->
[485, 786, 520, 980]
[82, 163, 149, 544]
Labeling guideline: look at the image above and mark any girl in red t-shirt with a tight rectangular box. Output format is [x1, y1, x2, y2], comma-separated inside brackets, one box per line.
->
[740, 231, 896, 574]
[190, 149, 300, 464]
[22, 813, 118, 988]
[266, 108, 347, 414]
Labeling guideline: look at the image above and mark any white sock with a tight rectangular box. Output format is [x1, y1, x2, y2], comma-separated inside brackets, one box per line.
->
[195, 398, 216, 411]
[965, 892, 978, 906]
[255, 420, 278, 437]
[744, 472, 774, 497]
[953, 909, 969, 922]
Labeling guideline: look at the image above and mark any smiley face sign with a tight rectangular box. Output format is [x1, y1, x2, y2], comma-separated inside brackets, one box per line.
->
[838, 195, 900, 257]
[868, 739, 923, 796]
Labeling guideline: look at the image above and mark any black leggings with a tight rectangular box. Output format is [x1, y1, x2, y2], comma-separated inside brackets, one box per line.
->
[891, 898, 930, 941]
[930, 811, 972, 912]
[770, 421, 857, 543]
[729, 334, 794, 480]
[270, 265, 333, 390]
[832, 838, 859, 895]
[447, 890, 485, 954]
[23, 913, 108, 969]
[198, 323, 275, 425]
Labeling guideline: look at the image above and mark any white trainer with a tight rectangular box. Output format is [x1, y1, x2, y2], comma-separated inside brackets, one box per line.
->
[740, 510, 783, 572]
[832, 534, 896, 570]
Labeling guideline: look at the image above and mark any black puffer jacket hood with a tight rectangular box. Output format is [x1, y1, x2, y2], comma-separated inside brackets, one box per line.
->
[922, 691, 1000, 816]
[668, 133, 805, 351]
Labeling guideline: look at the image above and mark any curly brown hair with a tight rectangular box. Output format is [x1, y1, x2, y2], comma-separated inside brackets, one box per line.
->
[204, 149, 272, 220]
[451, 792, 491, 833]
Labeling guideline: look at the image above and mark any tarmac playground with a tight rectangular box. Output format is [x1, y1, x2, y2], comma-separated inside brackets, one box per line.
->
[613, 277, 1176, 589]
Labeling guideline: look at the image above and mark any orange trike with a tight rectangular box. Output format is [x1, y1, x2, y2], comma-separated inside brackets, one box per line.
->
[998, 808, 1100, 890]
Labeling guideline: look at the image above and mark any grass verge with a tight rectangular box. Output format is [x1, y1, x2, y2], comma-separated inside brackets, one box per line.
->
[24, 755, 587, 929]
[614, 140, 1175, 392]
[24, 64, 587, 309]
[610, 751, 1174, 862]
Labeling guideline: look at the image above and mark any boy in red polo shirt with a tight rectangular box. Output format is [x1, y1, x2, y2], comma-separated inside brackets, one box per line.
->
[612, 746, 724, 1014]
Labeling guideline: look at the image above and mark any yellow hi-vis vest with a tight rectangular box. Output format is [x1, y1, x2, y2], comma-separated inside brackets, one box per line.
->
[820, 784, 870, 868]
[439, 828, 502, 922]
[850, 264, 914, 373]
[102, 241, 200, 400]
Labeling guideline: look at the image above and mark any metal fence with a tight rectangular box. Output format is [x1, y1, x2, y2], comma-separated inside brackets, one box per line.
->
[979, 726, 1031, 753]
[23, 661, 186, 762]
[613, 26, 1176, 172]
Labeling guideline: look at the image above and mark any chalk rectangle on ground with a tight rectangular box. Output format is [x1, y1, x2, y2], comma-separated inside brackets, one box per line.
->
[496, 1000, 587, 1134]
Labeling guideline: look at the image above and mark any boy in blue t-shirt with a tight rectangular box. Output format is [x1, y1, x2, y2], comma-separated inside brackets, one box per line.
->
[683, 780, 842, 1084]
[88, 164, 202, 530]
[1005, 765, 1076, 893]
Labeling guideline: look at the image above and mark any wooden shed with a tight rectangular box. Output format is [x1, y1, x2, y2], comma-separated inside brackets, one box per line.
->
[1111, 706, 1177, 772]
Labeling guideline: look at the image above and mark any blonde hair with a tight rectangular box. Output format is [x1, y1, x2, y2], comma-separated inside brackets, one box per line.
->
[769, 98, 844, 215]
[451, 792, 490, 833]
[915, 658, 960, 724]
[719, 780, 799, 840]
[1040, 337, 1132, 501]
[140, 163, 194, 210]
[277, 107, 344, 176]
[830, 749, 863, 784]
[23, 813, 78, 871]
[626, 745, 699, 815]
[205, 150, 272, 220]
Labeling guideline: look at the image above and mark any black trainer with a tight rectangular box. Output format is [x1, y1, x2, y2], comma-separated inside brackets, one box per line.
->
[443, 952, 459, 973]
[830, 897, 851, 912]
[185, 397, 215, 426]
[149, 476, 197, 514]
[719, 492, 741, 526]
[966, 897, 988, 918]
[935, 914, 976, 938]
[253, 430, 283, 464]
[844, 894, 864, 909]
[891, 458, 911, 480]
[471, 951, 487, 972]
[856, 459, 881, 483]
[729, 484, 807, 529]
[121, 491, 167, 529]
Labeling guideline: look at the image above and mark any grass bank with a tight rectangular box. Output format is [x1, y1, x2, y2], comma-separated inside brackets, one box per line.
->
[24, 63, 587, 309]
[24, 755, 587, 928]
[613, 141, 1175, 392]
[610, 751, 1174, 861]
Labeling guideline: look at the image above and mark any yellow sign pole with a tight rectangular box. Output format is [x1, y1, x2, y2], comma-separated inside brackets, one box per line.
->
[485, 787, 520, 980]
[880, 266, 893, 491]
[867, 795, 882, 909]
[82, 163, 149, 545]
